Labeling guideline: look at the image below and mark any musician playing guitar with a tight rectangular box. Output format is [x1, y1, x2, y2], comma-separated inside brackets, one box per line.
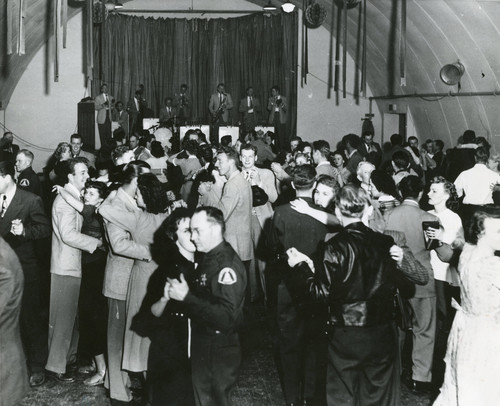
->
[209, 83, 233, 144]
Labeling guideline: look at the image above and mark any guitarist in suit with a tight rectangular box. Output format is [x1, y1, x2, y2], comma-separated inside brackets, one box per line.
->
[208, 83, 233, 144]
[0, 160, 51, 387]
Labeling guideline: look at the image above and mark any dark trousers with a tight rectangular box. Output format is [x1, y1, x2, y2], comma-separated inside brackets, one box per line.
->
[276, 282, 323, 404]
[98, 115, 112, 158]
[191, 330, 241, 406]
[327, 323, 399, 406]
[272, 115, 287, 151]
[20, 279, 48, 373]
[78, 256, 108, 358]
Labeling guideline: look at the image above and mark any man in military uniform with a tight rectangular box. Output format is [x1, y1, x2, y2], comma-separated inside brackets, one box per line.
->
[15, 149, 42, 197]
[168, 206, 246, 406]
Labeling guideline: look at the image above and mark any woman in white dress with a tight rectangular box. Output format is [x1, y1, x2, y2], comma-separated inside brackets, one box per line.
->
[433, 209, 500, 405]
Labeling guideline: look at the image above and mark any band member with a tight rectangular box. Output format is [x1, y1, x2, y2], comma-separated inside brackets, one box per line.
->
[174, 84, 191, 124]
[95, 84, 114, 156]
[239, 86, 260, 134]
[159, 97, 178, 126]
[127, 89, 147, 135]
[209, 83, 233, 144]
[267, 86, 288, 150]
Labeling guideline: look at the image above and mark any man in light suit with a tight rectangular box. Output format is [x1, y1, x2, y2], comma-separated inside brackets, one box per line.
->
[95, 84, 114, 157]
[201, 146, 253, 267]
[0, 160, 51, 387]
[385, 175, 449, 394]
[70, 133, 96, 169]
[46, 157, 101, 381]
[209, 83, 233, 144]
[267, 86, 288, 150]
[239, 86, 260, 134]
[102, 161, 151, 404]
[240, 144, 277, 302]
[111, 101, 129, 139]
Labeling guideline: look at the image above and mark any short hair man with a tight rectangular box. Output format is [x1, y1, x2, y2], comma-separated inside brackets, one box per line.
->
[358, 133, 382, 166]
[342, 134, 364, 180]
[312, 140, 337, 179]
[267, 85, 288, 150]
[159, 97, 177, 123]
[0, 131, 20, 162]
[70, 134, 96, 168]
[0, 160, 51, 386]
[200, 146, 253, 265]
[240, 144, 278, 302]
[15, 149, 42, 197]
[239, 86, 260, 133]
[46, 158, 101, 381]
[286, 184, 428, 405]
[268, 164, 328, 405]
[385, 176, 442, 392]
[168, 206, 247, 406]
[454, 146, 500, 206]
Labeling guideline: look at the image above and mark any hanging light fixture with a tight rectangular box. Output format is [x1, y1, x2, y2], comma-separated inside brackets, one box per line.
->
[281, 1, 295, 13]
[263, 1, 277, 11]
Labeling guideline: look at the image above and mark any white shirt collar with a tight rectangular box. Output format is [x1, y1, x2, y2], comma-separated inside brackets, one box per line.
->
[1, 184, 17, 209]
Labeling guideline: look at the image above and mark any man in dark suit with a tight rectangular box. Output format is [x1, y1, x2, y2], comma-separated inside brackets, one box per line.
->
[0, 236, 29, 404]
[0, 160, 51, 387]
[15, 149, 42, 197]
[159, 97, 178, 125]
[127, 90, 146, 135]
[111, 101, 129, 140]
[239, 86, 260, 134]
[174, 84, 191, 124]
[0, 132, 20, 162]
[267, 86, 288, 150]
[343, 133, 364, 181]
[268, 164, 328, 406]
[358, 133, 382, 167]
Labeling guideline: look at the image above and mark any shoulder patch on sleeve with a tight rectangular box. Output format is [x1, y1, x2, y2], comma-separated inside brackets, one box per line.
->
[218, 268, 237, 285]
[19, 178, 30, 187]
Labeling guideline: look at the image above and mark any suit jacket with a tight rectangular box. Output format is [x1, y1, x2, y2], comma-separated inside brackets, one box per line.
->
[50, 183, 100, 278]
[0, 187, 51, 282]
[208, 92, 233, 123]
[95, 93, 114, 124]
[159, 106, 179, 123]
[345, 150, 364, 179]
[358, 142, 382, 167]
[239, 96, 260, 127]
[267, 96, 288, 125]
[173, 93, 191, 118]
[112, 109, 129, 137]
[102, 188, 151, 300]
[127, 97, 146, 133]
[0, 237, 29, 406]
[74, 150, 96, 169]
[242, 167, 277, 230]
[385, 200, 438, 298]
[206, 170, 253, 261]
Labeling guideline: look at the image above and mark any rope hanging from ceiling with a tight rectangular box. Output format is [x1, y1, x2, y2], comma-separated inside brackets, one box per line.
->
[6, 0, 26, 55]
[400, 0, 406, 86]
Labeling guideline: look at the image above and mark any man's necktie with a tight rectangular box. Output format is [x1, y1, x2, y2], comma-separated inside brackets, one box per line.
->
[249, 97, 253, 108]
[1, 195, 7, 218]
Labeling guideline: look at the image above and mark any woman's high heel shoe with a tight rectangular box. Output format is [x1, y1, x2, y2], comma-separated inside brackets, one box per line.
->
[83, 369, 106, 386]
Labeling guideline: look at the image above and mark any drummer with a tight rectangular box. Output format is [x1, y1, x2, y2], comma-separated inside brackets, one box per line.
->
[159, 97, 178, 126]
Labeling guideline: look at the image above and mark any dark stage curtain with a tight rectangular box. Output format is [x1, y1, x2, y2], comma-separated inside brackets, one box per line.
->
[93, 11, 298, 137]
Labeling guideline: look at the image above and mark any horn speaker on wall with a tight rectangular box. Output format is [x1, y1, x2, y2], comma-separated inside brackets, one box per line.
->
[440, 62, 465, 86]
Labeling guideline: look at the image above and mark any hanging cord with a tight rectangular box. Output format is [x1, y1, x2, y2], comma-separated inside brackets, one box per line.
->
[362, 0, 367, 96]
[327, 0, 335, 98]
[343, 0, 347, 98]
[400, 0, 406, 86]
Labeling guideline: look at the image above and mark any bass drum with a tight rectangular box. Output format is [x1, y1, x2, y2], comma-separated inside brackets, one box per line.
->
[154, 127, 173, 152]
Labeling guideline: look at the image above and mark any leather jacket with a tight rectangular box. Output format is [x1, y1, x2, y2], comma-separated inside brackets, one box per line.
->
[290, 222, 399, 327]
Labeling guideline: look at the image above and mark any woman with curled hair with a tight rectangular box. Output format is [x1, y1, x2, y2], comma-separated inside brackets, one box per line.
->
[369, 170, 402, 215]
[425, 176, 465, 380]
[134, 208, 196, 406]
[434, 209, 500, 406]
[99, 173, 170, 377]
[48, 142, 73, 185]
